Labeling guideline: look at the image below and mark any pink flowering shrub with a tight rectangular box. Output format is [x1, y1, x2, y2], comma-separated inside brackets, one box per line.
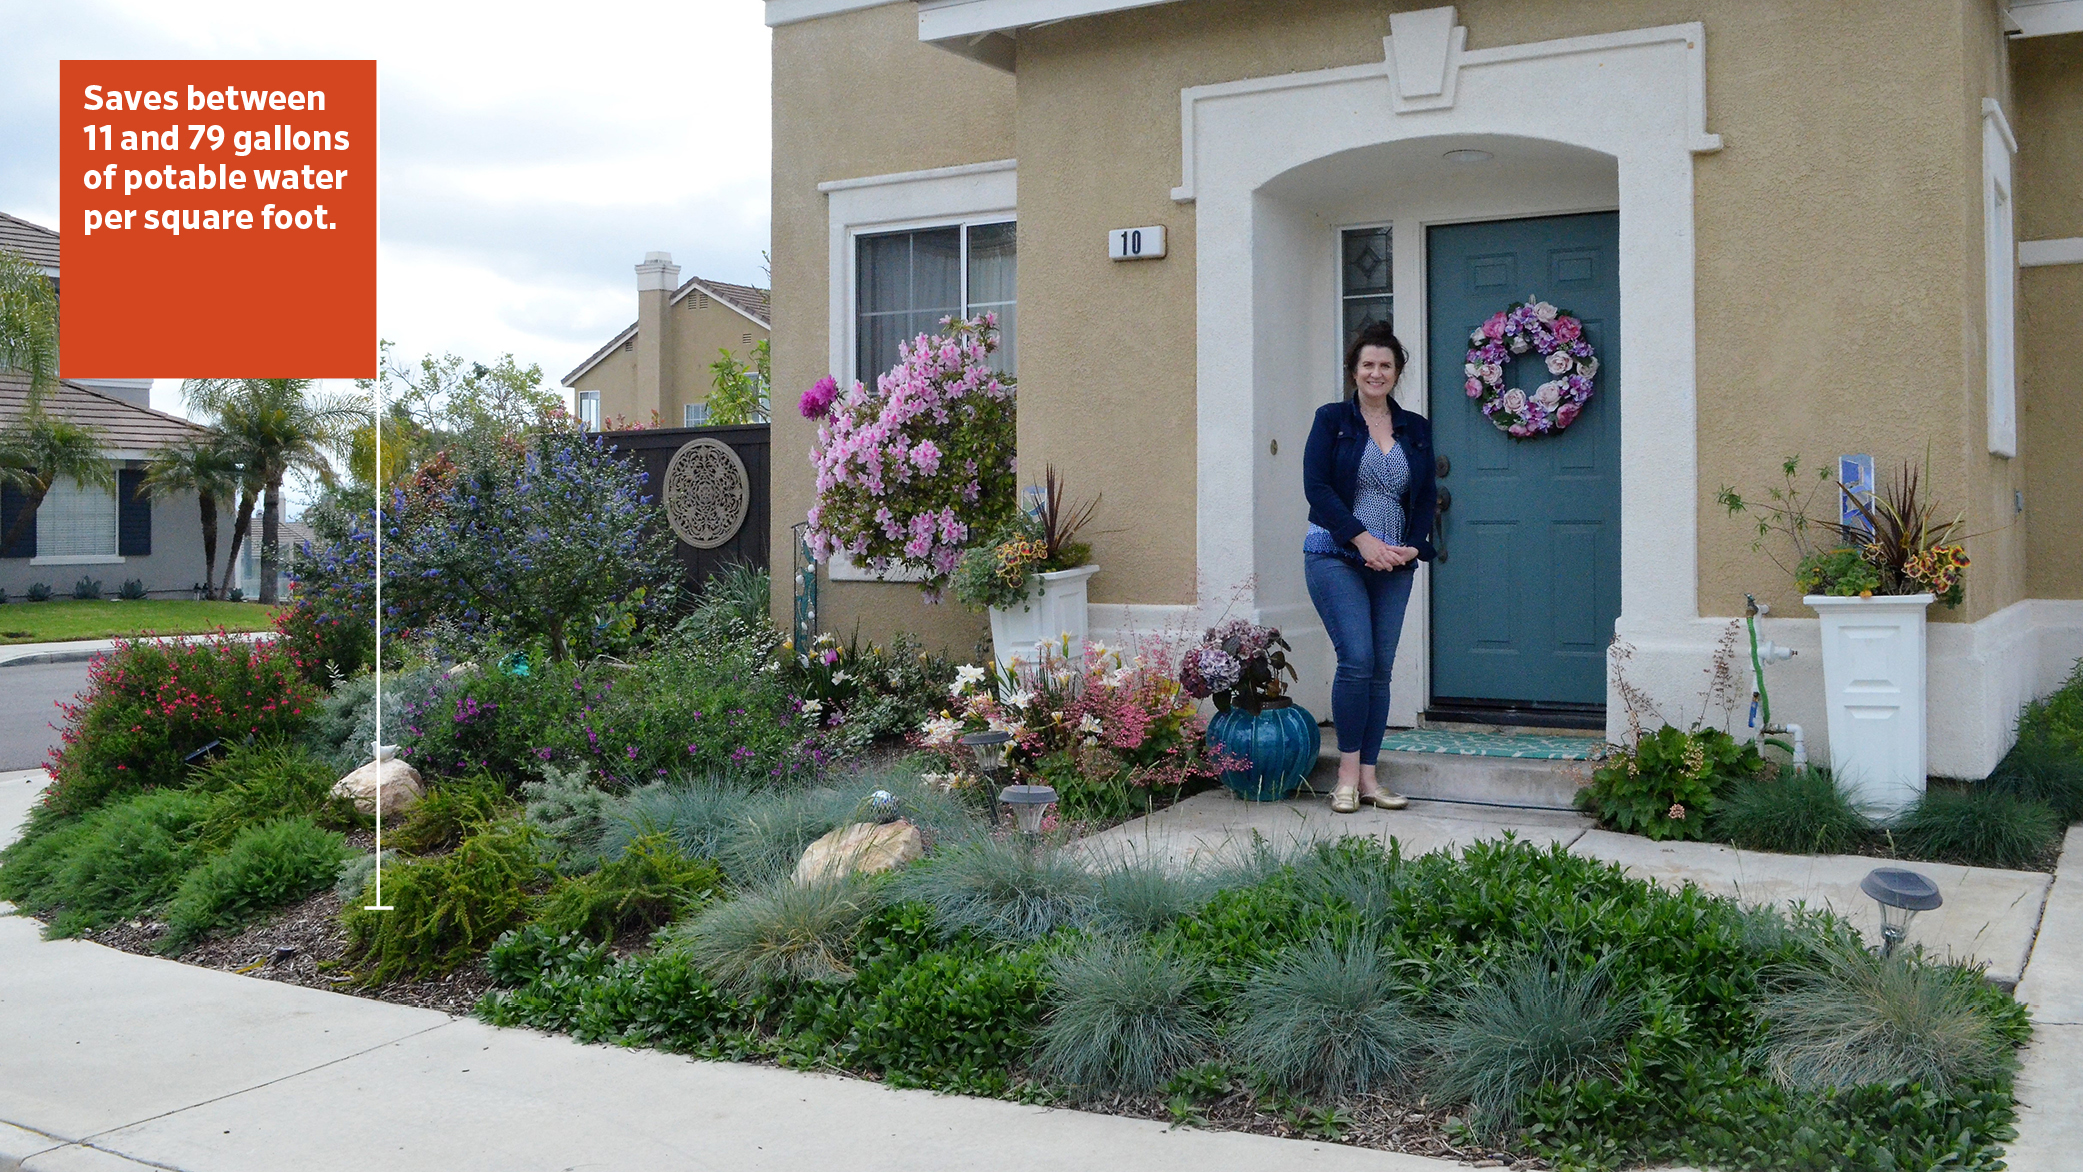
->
[805, 316, 1017, 590]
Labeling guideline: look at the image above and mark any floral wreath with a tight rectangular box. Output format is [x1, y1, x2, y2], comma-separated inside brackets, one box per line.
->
[1463, 296, 1599, 438]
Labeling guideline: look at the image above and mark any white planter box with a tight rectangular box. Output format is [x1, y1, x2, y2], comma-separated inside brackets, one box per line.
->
[987, 564, 1099, 676]
[1806, 593, 1934, 819]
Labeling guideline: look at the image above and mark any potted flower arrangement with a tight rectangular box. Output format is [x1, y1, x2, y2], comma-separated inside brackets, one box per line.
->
[1180, 619, 1321, 802]
[952, 467, 1100, 674]
[1720, 456, 1972, 816]
[919, 638, 1229, 822]
[801, 315, 1017, 591]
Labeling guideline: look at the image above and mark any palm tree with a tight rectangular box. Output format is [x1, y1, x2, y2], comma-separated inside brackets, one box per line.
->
[143, 438, 241, 599]
[0, 414, 115, 554]
[183, 379, 360, 604]
[0, 249, 58, 402]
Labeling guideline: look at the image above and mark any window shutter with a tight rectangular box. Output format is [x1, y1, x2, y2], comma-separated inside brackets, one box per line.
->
[0, 481, 36, 559]
[118, 469, 151, 556]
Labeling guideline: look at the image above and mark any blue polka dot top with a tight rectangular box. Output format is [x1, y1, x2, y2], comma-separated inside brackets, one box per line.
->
[1304, 435, 1410, 561]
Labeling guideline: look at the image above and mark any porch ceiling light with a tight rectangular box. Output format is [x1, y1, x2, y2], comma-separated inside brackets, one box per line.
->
[998, 784, 1058, 836]
[1860, 867, 1942, 957]
[1443, 148, 1494, 164]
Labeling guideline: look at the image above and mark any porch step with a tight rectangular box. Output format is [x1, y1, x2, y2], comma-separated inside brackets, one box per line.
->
[1305, 738, 1595, 811]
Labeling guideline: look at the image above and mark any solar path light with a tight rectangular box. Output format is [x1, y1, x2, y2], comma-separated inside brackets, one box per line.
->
[1860, 867, 1942, 958]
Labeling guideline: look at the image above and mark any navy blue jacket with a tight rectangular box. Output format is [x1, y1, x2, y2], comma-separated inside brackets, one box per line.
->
[1302, 397, 1439, 562]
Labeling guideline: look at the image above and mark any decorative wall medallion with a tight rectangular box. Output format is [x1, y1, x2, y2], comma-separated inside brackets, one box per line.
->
[664, 438, 750, 549]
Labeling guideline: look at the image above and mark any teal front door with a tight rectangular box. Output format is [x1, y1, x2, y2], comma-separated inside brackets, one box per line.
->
[1425, 212, 1620, 725]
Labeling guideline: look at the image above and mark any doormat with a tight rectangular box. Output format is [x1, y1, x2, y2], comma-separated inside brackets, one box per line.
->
[1378, 729, 1608, 761]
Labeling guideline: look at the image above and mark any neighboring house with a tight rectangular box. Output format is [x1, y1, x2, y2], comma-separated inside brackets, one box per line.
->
[563, 252, 772, 429]
[228, 517, 310, 601]
[0, 212, 155, 409]
[766, 0, 2083, 779]
[0, 373, 213, 599]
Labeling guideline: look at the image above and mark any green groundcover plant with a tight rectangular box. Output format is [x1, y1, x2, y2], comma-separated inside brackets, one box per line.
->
[471, 833, 2027, 1170]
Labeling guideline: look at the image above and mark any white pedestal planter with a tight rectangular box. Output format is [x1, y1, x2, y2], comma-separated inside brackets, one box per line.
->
[1806, 593, 1934, 820]
[987, 564, 1098, 676]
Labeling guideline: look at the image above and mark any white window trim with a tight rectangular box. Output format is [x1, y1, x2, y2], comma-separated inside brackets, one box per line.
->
[822, 159, 1016, 390]
[31, 555, 126, 567]
[1984, 98, 2019, 458]
[820, 160, 1016, 583]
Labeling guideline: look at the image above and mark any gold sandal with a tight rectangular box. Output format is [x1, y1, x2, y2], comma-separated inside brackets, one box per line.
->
[1330, 785, 1361, 814]
[1359, 789, 1409, 810]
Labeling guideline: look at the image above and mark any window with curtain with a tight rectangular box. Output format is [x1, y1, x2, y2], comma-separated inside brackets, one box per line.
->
[37, 475, 118, 558]
[683, 402, 709, 427]
[855, 221, 1016, 385]
[578, 390, 601, 431]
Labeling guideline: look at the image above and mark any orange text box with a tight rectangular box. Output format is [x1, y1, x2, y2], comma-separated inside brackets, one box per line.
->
[59, 60, 376, 379]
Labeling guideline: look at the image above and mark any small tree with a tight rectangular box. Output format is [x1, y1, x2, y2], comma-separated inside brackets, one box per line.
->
[183, 378, 360, 603]
[392, 427, 678, 662]
[805, 316, 1016, 591]
[144, 438, 241, 599]
[707, 340, 771, 425]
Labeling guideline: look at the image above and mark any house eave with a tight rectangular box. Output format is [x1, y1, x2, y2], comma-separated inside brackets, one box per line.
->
[763, 0, 1191, 70]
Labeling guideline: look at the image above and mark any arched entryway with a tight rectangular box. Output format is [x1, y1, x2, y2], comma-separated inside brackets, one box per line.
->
[1173, 16, 1719, 741]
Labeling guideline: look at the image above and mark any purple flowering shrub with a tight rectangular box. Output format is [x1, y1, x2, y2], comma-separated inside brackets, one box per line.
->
[805, 315, 1017, 591]
[396, 648, 804, 790]
[391, 428, 680, 662]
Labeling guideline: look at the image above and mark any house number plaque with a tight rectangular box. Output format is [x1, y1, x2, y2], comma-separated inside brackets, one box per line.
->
[1107, 225, 1166, 261]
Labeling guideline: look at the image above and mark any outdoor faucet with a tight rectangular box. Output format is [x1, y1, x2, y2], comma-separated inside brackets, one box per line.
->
[1745, 594, 1804, 770]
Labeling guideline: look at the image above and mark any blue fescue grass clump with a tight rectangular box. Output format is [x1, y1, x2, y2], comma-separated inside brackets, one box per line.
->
[665, 873, 880, 989]
[1427, 952, 1638, 1140]
[1229, 937, 1423, 1098]
[896, 836, 1097, 942]
[1757, 942, 2021, 1093]
[1088, 853, 1217, 935]
[1034, 938, 1214, 1095]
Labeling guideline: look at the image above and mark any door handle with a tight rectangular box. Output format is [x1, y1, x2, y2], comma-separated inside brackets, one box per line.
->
[1434, 488, 1451, 563]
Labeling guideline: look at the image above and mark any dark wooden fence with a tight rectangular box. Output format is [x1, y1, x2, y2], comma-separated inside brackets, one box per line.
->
[602, 423, 770, 592]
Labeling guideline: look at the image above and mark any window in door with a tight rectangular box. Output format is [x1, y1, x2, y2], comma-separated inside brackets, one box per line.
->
[856, 221, 1016, 385]
[1340, 226, 1393, 385]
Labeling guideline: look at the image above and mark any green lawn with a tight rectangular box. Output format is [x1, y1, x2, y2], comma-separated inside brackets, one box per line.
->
[0, 599, 282, 644]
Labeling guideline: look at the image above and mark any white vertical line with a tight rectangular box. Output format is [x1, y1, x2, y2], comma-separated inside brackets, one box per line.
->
[365, 348, 390, 911]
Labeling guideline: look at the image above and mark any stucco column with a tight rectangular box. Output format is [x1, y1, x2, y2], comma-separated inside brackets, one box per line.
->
[635, 251, 680, 421]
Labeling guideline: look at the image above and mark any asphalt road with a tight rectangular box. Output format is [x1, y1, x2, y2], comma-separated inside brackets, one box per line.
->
[0, 661, 90, 771]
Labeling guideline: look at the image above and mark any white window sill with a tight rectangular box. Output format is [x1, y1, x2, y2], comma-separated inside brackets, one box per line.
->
[826, 550, 927, 583]
[32, 555, 125, 566]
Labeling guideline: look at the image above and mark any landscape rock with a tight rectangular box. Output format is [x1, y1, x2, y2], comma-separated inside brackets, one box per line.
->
[331, 757, 425, 819]
[794, 821, 923, 884]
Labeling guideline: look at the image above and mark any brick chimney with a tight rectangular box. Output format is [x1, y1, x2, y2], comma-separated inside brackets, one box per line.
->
[634, 250, 680, 419]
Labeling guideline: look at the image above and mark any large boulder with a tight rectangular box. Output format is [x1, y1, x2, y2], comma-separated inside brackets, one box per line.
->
[794, 821, 923, 885]
[331, 755, 425, 819]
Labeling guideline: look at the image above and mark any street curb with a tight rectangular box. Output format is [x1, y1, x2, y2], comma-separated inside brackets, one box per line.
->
[0, 651, 104, 669]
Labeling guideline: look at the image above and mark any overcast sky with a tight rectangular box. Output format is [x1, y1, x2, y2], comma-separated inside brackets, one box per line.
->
[0, 0, 773, 420]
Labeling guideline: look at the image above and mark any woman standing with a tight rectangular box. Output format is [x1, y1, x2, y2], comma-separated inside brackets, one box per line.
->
[1301, 320, 1438, 813]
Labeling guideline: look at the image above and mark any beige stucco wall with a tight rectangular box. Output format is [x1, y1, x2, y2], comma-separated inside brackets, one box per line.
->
[768, 1, 1015, 653]
[772, 0, 2062, 655]
[570, 293, 769, 428]
[2016, 33, 2083, 599]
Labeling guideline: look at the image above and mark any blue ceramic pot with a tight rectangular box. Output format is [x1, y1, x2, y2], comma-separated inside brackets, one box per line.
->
[1207, 700, 1322, 802]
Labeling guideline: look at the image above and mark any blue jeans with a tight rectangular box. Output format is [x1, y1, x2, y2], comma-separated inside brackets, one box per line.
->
[1304, 553, 1416, 765]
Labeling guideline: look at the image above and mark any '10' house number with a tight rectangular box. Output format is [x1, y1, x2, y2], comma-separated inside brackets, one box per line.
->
[1108, 225, 1167, 261]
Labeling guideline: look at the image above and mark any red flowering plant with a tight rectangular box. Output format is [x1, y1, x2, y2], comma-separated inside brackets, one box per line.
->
[40, 631, 318, 819]
[917, 637, 1233, 822]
